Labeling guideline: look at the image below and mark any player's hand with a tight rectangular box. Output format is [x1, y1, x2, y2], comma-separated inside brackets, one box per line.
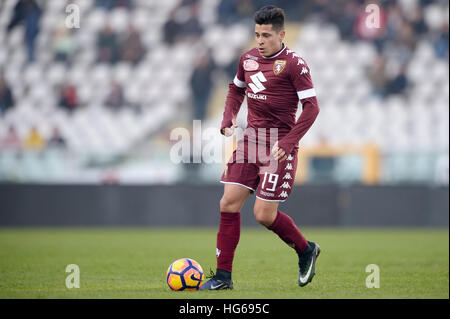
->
[223, 118, 237, 137]
[272, 141, 288, 162]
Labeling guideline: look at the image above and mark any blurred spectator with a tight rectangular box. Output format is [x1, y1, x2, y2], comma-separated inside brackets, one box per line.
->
[433, 22, 449, 59]
[94, 0, 133, 10]
[408, 4, 428, 36]
[97, 24, 120, 64]
[163, 2, 203, 45]
[59, 83, 79, 112]
[273, 0, 302, 21]
[163, 10, 181, 45]
[216, 0, 257, 24]
[120, 24, 145, 64]
[47, 127, 66, 149]
[368, 53, 388, 98]
[0, 125, 21, 151]
[217, 0, 240, 25]
[0, 75, 14, 116]
[23, 126, 45, 150]
[385, 64, 409, 96]
[397, 20, 416, 53]
[52, 24, 76, 64]
[7, 0, 42, 62]
[335, 1, 359, 41]
[383, 1, 405, 44]
[190, 49, 216, 121]
[179, 3, 204, 42]
[104, 82, 125, 111]
[180, 0, 200, 6]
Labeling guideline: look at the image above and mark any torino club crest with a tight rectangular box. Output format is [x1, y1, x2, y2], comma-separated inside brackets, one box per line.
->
[243, 59, 259, 71]
[273, 60, 286, 75]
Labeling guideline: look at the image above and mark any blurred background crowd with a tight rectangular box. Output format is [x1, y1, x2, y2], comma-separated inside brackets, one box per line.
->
[0, 0, 448, 185]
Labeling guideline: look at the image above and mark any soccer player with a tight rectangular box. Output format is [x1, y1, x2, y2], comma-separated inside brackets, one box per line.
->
[200, 5, 320, 290]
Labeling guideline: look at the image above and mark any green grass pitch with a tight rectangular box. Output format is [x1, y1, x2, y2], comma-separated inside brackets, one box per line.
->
[0, 227, 448, 299]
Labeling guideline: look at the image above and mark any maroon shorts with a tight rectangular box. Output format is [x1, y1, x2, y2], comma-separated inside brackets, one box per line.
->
[220, 138, 298, 202]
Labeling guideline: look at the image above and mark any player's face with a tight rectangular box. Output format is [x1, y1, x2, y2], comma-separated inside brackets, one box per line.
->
[255, 24, 285, 57]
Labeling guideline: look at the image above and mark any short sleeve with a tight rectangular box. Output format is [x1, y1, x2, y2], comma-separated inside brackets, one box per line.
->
[289, 57, 317, 101]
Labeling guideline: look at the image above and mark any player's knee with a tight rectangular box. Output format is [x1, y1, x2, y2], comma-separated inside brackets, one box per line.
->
[220, 195, 241, 212]
[253, 208, 274, 227]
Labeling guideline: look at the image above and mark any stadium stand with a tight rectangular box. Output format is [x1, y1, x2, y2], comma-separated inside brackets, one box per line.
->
[0, 0, 448, 185]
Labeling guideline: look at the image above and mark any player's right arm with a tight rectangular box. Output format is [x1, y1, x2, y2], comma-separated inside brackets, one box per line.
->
[220, 56, 246, 136]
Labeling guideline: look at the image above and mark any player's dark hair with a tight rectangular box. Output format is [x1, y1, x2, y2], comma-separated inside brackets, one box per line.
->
[254, 5, 285, 32]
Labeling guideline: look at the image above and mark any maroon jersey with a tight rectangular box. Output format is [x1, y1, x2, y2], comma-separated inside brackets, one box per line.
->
[221, 44, 320, 155]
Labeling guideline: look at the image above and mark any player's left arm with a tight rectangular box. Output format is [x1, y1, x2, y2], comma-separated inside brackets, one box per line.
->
[274, 58, 320, 160]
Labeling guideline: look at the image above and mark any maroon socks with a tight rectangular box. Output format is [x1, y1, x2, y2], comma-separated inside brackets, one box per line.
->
[216, 210, 308, 274]
[267, 210, 309, 255]
[216, 212, 241, 273]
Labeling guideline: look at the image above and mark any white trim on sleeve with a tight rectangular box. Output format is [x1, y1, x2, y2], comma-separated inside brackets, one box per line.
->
[233, 75, 246, 88]
[297, 88, 316, 100]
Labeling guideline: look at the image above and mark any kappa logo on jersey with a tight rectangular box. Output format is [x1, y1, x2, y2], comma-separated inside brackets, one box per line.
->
[243, 59, 259, 71]
[285, 163, 293, 170]
[245, 54, 259, 61]
[260, 190, 275, 197]
[300, 67, 309, 75]
[287, 154, 294, 161]
[273, 59, 286, 75]
[281, 182, 291, 189]
[297, 58, 305, 65]
[287, 49, 300, 59]
[279, 191, 288, 198]
[216, 248, 221, 258]
[283, 172, 292, 180]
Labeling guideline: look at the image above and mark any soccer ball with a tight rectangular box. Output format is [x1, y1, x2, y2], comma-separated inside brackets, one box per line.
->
[166, 258, 204, 291]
